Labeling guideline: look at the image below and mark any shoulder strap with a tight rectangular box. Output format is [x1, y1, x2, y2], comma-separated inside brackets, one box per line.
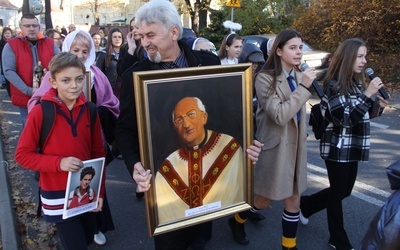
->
[87, 101, 97, 134]
[39, 100, 56, 152]
[40, 101, 97, 151]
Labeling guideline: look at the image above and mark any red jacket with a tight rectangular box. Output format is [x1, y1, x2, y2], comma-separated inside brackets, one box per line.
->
[7, 37, 54, 107]
[15, 88, 106, 222]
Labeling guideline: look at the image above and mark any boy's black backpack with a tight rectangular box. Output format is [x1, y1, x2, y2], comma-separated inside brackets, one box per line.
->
[36, 100, 97, 216]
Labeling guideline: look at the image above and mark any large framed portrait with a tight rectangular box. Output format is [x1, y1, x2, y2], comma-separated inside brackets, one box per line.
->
[134, 64, 254, 236]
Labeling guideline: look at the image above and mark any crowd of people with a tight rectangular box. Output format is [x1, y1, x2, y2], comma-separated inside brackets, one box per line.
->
[1, 0, 395, 249]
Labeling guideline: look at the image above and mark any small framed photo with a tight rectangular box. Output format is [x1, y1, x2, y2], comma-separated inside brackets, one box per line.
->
[62, 157, 105, 219]
[134, 64, 254, 236]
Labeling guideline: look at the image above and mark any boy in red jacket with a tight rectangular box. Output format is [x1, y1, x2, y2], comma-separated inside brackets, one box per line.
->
[15, 52, 106, 249]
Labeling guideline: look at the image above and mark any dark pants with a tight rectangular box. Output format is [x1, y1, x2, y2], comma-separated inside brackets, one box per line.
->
[301, 160, 358, 248]
[56, 212, 96, 250]
[154, 221, 212, 250]
[95, 194, 115, 234]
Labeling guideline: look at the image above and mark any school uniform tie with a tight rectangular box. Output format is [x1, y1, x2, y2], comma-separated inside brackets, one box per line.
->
[287, 75, 300, 121]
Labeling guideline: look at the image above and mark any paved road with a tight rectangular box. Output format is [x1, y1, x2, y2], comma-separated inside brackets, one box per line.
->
[1, 87, 399, 250]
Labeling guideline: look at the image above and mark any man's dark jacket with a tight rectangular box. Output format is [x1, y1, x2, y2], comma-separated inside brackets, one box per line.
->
[115, 40, 220, 176]
[360, 159, 400, 249]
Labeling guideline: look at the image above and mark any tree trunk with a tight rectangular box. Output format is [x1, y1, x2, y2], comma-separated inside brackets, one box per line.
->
[192, 0, 199, 32]
[94, 1, 100, 25]
[198, 8, 207, 30]
[45, 0, 53, 29]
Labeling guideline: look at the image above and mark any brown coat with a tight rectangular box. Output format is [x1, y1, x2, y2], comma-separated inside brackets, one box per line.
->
[254, 70, 311, 200]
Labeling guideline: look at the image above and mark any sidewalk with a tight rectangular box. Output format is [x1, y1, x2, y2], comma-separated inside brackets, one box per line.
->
[0, 89, 21, 249]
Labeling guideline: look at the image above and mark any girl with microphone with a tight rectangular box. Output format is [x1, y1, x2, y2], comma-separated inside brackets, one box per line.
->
[300, 38, 388, 250]
[227, 29, 316, 250]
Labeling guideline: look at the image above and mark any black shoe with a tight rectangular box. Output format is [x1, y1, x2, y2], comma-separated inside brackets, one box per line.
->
[282, 246, 297, 250]
[228, 217, 249, 245]
[136, 192, 144, 199]
[247, 209, 265, 221]
[328, 240, 354, 250]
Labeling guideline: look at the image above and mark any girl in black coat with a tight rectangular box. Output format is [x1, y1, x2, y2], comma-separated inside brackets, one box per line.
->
[95, 28, 124, 99]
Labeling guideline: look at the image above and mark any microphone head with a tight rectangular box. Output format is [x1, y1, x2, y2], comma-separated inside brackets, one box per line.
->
[300, 63, 309, 71]
[365, 68, 374, 76]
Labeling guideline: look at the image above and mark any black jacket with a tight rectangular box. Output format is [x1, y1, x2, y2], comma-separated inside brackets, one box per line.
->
[116, 42, 146, 77]
[96, 51, 118, 88]
[360, 159, 400, 250]
[115, 40, 220, 176]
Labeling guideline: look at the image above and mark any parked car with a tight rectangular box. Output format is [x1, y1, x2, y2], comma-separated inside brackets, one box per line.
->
[242, 34, 332, 81]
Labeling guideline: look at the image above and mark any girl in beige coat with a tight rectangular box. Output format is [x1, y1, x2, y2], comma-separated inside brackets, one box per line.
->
[228, 29, 316, 250]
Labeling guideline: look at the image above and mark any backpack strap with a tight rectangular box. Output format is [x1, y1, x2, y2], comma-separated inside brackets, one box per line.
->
[87, 101, 97, 134]
[36, 100, 56, 217]
[40, 101, 97, 150]
[39, 100, 56, 153]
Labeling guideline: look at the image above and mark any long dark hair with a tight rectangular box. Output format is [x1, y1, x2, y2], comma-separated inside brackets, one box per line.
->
[258, 29, 303, 93]
[104, 27, 124, 67]
[323, 38, 367, 95]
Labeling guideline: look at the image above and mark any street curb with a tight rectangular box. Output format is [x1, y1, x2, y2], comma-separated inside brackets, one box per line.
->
[0, 125, 21, 249]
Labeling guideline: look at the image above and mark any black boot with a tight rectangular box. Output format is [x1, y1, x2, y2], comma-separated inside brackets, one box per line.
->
[247, 208, 266, 221]
[282, 246, 298, 250]
[228, 217, 249, 245]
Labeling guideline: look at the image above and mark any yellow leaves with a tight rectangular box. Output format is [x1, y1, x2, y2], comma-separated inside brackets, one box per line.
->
[9, 168, 58, 248]
[294, 0, 400, 84]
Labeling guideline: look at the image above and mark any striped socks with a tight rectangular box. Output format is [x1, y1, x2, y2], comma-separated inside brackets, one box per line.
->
[282, 209, 299, 249]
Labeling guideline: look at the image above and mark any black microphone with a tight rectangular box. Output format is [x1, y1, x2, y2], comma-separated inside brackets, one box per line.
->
[300, 63, 324, 99]
[365, 68, 389, 100]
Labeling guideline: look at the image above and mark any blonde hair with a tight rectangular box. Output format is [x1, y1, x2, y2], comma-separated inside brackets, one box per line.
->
[71, 31, 92, 51]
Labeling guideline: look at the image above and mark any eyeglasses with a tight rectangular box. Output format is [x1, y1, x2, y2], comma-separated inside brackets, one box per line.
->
[174, 110, 197, 126]
[21, 24, 39, 28]
[53, 37, 63, 41]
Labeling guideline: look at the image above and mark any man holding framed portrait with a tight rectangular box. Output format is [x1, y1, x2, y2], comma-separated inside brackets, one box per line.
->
[114, 0, 220, 249]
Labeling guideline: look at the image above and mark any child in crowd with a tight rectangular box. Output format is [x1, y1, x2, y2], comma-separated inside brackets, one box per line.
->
[228, 29, 316, 250]
[15, 52, 106, 249]
[300, 38, 388, 250]
[27, 29, 118, 246]
[96, 27, 124, 99]
[218, 33, 242, 65]
[117, 17, 146, 77]
[91, 32, 104, 60]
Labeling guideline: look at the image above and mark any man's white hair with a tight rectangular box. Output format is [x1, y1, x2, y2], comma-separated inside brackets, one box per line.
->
[135, 0, 183, 40]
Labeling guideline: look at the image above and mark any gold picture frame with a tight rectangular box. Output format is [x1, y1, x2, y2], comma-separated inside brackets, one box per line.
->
[83, 71, 91, 102]
[134, 64, 254, 236]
